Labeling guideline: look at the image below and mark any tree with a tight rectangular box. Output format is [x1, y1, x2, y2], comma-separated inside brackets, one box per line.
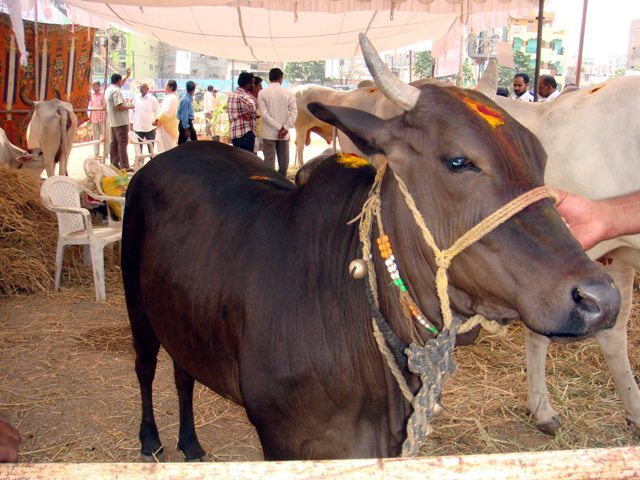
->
[608, 67, 627, 79]
[413, 51, 433, 79]
[284, 61, 326, 84]
[497, 49, 535, 89]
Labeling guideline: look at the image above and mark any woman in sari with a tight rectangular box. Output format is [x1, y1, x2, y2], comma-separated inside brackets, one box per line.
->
[154, 79, 180, 153]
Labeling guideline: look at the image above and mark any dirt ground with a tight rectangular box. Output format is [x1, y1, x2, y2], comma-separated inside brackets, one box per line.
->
[0, 263, 639, 463]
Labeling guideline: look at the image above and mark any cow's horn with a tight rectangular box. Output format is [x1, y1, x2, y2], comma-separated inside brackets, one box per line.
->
[53, 89, 62, 100]
[19, 86, 35, 107]
[359, 33, 420, 112]
[476, 59, 498, 98]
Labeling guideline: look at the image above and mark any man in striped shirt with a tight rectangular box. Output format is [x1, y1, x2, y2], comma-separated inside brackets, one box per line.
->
[227, 72, 257, 152]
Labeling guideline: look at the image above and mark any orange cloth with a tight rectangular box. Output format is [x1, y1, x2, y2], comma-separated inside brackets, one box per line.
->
[0, 13, 96, 147]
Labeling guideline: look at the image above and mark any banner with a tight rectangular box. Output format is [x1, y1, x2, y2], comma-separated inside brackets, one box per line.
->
[0, 13, 95, 147]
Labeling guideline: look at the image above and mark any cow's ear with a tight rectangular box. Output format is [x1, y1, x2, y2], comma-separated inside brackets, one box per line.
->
[307, 102, 393, 155]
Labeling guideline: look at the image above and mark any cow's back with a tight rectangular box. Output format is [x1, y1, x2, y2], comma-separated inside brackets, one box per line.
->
[122, 142, 379, 407]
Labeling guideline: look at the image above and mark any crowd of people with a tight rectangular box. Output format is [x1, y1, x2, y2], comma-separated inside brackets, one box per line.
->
[86, 66, 298, 177]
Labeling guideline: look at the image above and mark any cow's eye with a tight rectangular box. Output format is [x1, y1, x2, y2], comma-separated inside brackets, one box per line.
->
[444, 157, 478, 172]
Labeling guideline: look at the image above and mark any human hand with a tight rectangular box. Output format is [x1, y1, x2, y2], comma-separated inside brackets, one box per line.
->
[554, 189, 609, 251]
[0, 416, 20, 463]
[278, 127, 287, 139]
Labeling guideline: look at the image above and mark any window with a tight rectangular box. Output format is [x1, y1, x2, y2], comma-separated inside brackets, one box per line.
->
[525, 39, 537, 54]
[513, 37, 523, 49]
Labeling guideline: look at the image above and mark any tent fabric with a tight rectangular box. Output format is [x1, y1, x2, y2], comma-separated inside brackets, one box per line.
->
[10, 0, 540, 62]
[0, 13, 95, 147]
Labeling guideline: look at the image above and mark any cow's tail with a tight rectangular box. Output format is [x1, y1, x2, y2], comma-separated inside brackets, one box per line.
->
[56, 106, 71, 173]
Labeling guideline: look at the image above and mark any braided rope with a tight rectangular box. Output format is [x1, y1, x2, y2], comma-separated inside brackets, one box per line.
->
[392, 172, 556, 331]
[350, 160, 555, 456]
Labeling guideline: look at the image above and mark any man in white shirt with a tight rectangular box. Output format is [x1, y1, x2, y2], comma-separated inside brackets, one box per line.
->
[203, 85, 218, 136]
[105, 71, 134, 170]
[510, 73, 534, 102]
[258, 68, 298, 176]
[538, 74, 561, 102]
[131, 83, 159, 154]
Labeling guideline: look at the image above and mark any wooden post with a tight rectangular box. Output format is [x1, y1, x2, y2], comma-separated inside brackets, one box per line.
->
[575, 0, 589, 87]
[533, 0, 545, 102]
[0, 447, 638, 480]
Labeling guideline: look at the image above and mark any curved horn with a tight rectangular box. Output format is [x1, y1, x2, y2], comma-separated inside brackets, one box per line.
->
[53, 89, 62, 100]
[476, 59, 498, 98]
[19, 86, 35, 107]
[358, 33, 420, 111]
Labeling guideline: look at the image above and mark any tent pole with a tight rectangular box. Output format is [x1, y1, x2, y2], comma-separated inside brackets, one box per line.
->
[533, 0, 544, 102]
[102, 29, 110, 163]
[34, 0, 39, 100]
[575, 0, 588, 87]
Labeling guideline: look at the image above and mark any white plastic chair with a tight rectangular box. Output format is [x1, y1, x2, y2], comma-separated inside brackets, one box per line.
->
[40, 176, 124, 302]
[128, 131, 157, 171]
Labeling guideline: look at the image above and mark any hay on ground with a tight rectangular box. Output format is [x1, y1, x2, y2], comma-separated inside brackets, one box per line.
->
[0, 167, 120, 295]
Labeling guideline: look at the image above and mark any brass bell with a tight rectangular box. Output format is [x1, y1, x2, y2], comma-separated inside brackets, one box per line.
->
[349, 259, 368, 280]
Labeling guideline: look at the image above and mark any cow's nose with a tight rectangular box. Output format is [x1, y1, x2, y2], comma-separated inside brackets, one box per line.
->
[571, 280, 620, 332]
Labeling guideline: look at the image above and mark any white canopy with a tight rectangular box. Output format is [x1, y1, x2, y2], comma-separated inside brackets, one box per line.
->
[12, 0, 541, 62]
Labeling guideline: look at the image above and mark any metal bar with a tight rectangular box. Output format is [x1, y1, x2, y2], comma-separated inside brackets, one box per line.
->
[575, 0, 589, 87]
[533, 0, 545, 102]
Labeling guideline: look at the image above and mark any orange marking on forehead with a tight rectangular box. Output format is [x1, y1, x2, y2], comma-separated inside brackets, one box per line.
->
[249, 175, 270, 181]
[590, 85, 604, 94]
[461, 97, 504, 128]
[368, 87, 377, 94]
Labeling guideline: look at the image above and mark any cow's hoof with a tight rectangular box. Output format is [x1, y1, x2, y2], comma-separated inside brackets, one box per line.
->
[177, 441, 206, 462]
[140, 445, 165, 463]
[535, 416, 561, 436]
[625, 417, 640, 438]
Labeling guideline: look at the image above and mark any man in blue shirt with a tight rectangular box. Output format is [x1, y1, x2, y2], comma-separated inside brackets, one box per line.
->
[177, 80, 197, 144]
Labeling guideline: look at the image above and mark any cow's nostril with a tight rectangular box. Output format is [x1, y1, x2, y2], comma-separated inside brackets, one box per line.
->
[571, 286, 600, 314]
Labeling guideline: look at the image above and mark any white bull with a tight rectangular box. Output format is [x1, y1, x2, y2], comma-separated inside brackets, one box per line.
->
[20, 89, 77, 177]
[293, 83, 405, 165]
[493, 78, 640, 436]
[0, 127, 43, 172]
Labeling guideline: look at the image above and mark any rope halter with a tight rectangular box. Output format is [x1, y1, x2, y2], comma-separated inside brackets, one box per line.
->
[349, 159, 556, 457]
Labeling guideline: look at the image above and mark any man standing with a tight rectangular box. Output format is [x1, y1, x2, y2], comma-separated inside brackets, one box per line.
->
[203, 85, 219, 136]
[510, 73, 534, 102]
[538, 74, 561, 102]
[227, 72, 257, 152]
[105, 71, 134, 170]
[88, 81, 105, 158]
[131, 83, 159, 154]
[177, 80, 197, 144]
[258, 68, 297, 176]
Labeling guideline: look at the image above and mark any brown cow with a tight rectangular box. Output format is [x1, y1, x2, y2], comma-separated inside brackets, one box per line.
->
[19, 89, 77, 176]
[121, 35, 620, 461]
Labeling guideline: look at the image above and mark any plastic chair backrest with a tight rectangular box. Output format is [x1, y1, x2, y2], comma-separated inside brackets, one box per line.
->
[41, 177, 85, 236]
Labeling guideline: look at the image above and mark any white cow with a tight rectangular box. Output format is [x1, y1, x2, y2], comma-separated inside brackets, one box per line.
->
[20, 89, 77, 177]
[0, 127, 43, 172]
[491, 79, 640, 436]
[293, 83, 407, 166]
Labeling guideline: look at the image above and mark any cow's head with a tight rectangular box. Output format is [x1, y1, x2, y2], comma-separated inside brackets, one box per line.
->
[308, 34, 619, 341]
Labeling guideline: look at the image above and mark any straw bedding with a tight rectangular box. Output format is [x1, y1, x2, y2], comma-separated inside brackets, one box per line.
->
[0, 167, 121, 295]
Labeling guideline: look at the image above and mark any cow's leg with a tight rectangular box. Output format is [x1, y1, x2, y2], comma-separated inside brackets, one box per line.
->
[173, 361, 206, 461]
[595, 262, 639, 435]
[524, 327, 560, 435]
[130, 316, 164, 460]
